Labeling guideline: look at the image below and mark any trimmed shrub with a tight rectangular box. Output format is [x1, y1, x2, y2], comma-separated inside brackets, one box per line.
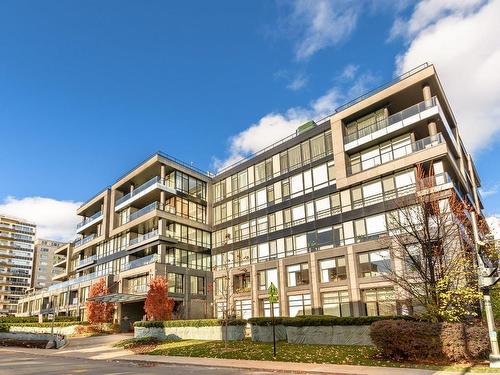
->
[370, 319, 490, 362]
[0, 316, 81, 323]
[248, 317, 285, 326]
[280, 315, 413, 327]
[134, 319, 247, 328]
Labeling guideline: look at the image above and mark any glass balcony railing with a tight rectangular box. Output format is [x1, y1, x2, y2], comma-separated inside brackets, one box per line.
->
[128, 230, 158, 247]
[76, 254, 97, 269]
[75, 233, 96, 248]
[344, 97, 439, 145]
[115, 177, 176, 208]
[122, 202, 158, 225]
[48, 269, 111, 292]
[121, 254, 158, 272]
[347, 133, 444, 176]
[77, 211, 103, 229]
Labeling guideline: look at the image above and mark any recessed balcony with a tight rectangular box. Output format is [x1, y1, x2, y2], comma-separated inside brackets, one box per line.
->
[76, 211, 103, 233]
[344, 97, 457, 153]
[114, 176, 176, 212]
[347, 133, 444, 176]
[121, 253, 158, 272]
[75, 254, 97, 269]
[74, 233, 96, 248]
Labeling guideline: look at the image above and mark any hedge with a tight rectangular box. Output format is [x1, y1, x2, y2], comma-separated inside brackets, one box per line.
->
[370, 320, 490, 362]
[0, 321, 87, 332]
[134, 319, 247, 328]
[247, 317, 285, 326]
[0, 316, 81, 323]
[275, 315, 414, 327]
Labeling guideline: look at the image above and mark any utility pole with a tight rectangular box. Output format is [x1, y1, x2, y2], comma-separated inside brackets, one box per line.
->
[470, 211, 500, 368]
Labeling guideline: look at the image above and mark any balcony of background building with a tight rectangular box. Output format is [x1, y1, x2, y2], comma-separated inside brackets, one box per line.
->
[75, 254, 97, 270]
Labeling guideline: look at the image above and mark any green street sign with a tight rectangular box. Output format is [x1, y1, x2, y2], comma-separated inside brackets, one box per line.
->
[268, 282, 278, 304]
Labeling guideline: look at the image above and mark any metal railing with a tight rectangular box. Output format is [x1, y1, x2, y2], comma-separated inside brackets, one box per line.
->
[48, 269, 111, 292]
[344, 96, 438, 144]
[347, 133, 444, 176]
[77, 211, 103, 229]
[76, 255, 97, 269]
[121, 254, 158, 272]
[116, 176, 163, 207]
[122, 201, 158, 225]
[128, 230, 158, 247]
[75, 233, 96, 248]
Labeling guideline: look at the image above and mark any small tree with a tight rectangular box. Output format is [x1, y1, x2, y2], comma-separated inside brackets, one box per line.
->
[144, 276, 174, 321]
[86, 278, 114, 324]
[381, 164, 482, 322]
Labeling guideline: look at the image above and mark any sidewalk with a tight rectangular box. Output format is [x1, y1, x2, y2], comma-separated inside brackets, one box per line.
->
[0, 334, 496, 375]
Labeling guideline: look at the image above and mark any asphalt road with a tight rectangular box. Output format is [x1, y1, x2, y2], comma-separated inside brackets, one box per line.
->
[0, 350, 282, 375]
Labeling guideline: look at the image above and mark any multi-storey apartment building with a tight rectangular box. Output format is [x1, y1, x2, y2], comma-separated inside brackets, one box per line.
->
[16, 63, 486, 324]
[31, 239, 66, 289]
[0, 215, 36, 315]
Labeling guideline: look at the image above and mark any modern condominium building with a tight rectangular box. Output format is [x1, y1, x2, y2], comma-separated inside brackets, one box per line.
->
[16, 63, 486, 324]
[0, 215, 36, 315]
[31, 239, 66, 289]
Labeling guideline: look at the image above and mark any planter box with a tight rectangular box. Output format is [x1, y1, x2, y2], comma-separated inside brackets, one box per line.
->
[9, 325, 79, 336]
[250, 325, 287, 342]
[135, 325, 245, 341]
[286, 325, 372, 346]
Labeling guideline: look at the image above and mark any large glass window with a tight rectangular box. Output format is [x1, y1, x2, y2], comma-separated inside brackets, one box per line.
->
[214, 277, 227, 295]
[234, 299, 252, 319]
[288, 294, 312, 316]
[357, 249, 391, 277]
[190, 276, 205, 295]
[319, 257, 347, 283]
[362, 287, 396, 316]
[260, 299, 280, 317]
[310, 134, 325, 160]
[322, 291, 351, 316]
[168, 273, 184, 294]
[287, 263, 309, 287]
[258, 268, 278, 291]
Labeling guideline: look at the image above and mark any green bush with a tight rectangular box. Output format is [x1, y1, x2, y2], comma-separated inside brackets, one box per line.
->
[0, 316, 81, 323]
[134, 319, 247, 328]
[247, 317, 285, 326]
[370, 319, 490, 362]
[7, 321, 86, 328]
[279, 315, 413, 327]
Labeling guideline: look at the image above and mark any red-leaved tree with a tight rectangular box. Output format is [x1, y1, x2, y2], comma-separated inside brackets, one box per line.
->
[86, 278, 114, 324]
[144, 276, 174, 320]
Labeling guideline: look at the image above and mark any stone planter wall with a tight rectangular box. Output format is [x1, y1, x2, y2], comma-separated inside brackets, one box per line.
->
[135, 325, 245, 341]
[286, 325, 372, 346]
[250, 325, 287, 342]
[9, 325, 79, 336]
[0, 332, 67, 348]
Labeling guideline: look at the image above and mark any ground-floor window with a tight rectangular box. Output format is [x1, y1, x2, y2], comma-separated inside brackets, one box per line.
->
[259, 299, 280, 317]
[288, 294, 312, 317]
[234, 299, 252, 319]
[168, 273, 184, 294]
[362, 287, 396, 316]
[215, 301, 226, 319]
[322, 290, 351, 316]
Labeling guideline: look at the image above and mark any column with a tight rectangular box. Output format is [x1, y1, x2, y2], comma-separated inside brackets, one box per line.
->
[278, 259, 288, 316]
[423, 84, 437, 137]
[347, 246, 362, 316]
[160, 164, 167, 208]
[309, 253, 321, 315]
[251, 264, 259, 317]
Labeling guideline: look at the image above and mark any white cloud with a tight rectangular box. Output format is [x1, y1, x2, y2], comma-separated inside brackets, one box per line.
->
[213, 68, 379, 171]
[480, 184, 500, 198]
[487, 215, 500, 240]
[287, 0, 360, 60]
[339, 64, 359, 80]
[287, 74, 308, 91]
[395, 0, 500, 153]
[0, 196, 82, 242]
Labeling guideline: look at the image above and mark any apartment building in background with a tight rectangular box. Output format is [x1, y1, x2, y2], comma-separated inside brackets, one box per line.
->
[16, 63, 486, 324]
[31, 239, 66, 289]
[0, 215, 36, 315]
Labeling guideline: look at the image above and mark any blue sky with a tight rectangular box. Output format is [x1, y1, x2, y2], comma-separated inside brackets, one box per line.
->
[0, 0, 499, 240]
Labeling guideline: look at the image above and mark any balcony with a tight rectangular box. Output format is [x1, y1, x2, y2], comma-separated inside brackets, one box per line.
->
[121, 201, 158, 225]
[75, 254, 97, 269]
[75, 233, 96, 248]
[115, 176, 176, 212]
[48, 269, 111, 292]
[121, 254, 158, 272]
[126, 284, 148, 294]
[344, 96, 448, 151]
[347, 133, 444, 176]
[76, 211, 103, 233]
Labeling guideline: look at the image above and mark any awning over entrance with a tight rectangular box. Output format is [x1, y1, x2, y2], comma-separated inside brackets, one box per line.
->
[87, 293, 145, 303]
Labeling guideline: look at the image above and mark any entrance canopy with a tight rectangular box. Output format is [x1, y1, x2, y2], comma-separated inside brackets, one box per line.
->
[87, 293, 145, 303]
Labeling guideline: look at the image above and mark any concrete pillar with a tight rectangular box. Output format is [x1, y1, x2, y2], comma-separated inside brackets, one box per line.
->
[278, 259, 288, 316]
[251, 264, 259, 317]
[309, 253, 321, 314]
[346, 246, 362, 316]
[129, 184, 134, 193]
[428, 121, 437, 137]
[158, 218, 166, 237]
[422, 84, 432, 102]
[158, 243, 166, 263]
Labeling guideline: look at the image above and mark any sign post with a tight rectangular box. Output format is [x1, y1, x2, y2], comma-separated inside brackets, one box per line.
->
[267, 282, 279, 358]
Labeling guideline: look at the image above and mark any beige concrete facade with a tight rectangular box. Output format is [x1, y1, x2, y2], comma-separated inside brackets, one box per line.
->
[31, 239, 66, 289]
[17, 63, 486, 322]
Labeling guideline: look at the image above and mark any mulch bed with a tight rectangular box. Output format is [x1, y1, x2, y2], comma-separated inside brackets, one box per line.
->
[0, 339, 48, 348]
